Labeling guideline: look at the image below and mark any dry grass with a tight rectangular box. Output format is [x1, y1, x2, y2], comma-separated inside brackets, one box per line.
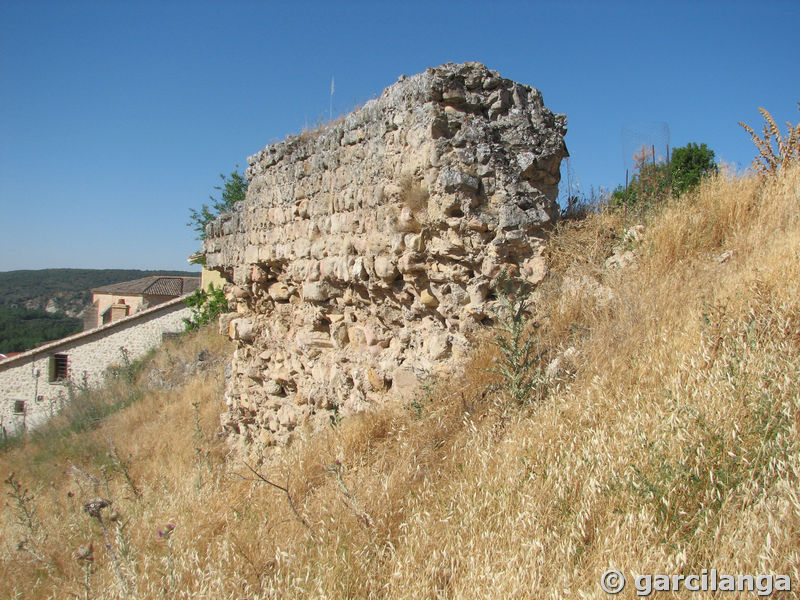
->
[2, 166, 799, 598]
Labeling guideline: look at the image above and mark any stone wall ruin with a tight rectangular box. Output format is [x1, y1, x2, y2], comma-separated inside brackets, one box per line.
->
[203, 62, 568, 446]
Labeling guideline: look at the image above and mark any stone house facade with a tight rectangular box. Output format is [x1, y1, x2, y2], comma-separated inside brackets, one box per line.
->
[0, 297, 191, 437]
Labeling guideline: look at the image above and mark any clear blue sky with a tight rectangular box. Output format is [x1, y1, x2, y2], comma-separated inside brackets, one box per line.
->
[1, 0, 798, 271]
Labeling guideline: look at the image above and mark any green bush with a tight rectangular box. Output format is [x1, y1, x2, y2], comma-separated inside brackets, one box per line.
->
[611, 142, 716, 210]
[490, 270, 547, 405]
[183, 284, 229, 332]
[670, 142, 717, 195]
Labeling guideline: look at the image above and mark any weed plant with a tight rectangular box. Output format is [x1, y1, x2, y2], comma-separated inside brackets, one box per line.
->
[183, 284, 229, 332]
[739, 104, 800, 174]
[490, 269, 547, 405]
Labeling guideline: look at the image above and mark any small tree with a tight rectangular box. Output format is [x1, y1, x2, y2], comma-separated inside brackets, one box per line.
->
[188, 169, 248, 241]
[183, 284, 229, 331]
[670, 142, 717, 195]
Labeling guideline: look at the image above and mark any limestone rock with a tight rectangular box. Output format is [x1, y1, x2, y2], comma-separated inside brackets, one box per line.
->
[419, 289, 439, 308]
[229, 318, 256, 342]
[268, 282, 291, 301]
[391, 367, 420, 399]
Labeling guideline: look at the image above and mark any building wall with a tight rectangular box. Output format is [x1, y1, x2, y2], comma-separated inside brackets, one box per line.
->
[92, 293, 148, 324]
[89, 293, 183, 329]
[201, 267, 225, 291]
[0, 298, 191, 437]
[142, 294, 177, 307]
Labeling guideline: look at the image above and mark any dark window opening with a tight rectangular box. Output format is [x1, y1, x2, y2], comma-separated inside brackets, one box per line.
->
[13, 400, 25, 414]
[49, 353, 69, 382]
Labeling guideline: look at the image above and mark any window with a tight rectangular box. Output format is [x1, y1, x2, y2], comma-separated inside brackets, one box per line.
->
[49, 353, 69, 382]
[13, 400, 25, 414]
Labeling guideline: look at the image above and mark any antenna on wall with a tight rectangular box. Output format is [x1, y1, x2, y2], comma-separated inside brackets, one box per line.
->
[330, 76, 335, 121]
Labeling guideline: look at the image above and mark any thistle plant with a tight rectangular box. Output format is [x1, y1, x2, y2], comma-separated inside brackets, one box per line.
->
[74, 543, 95, 600]
[4, 472, 52, 568]
[83, 498, 133, 598]
[4, 473, 39, 535]
[107, 440, 141, 499]
[490, 269, 547, 405]
[157, 522, 178, 593]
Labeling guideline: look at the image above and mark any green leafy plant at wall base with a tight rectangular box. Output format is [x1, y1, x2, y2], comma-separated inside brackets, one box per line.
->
[183, 284, 229, 331]
[490, 269, 547, 405]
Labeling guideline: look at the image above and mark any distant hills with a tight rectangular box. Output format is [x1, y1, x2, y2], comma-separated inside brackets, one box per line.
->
[0, 268, 200, 353]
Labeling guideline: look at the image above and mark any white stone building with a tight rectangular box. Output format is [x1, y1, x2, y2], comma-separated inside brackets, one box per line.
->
[0, 296, 191, 437]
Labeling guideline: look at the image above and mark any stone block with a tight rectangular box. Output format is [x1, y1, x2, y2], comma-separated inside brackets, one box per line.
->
[391, 367, 419, 399]
[302, 281, 335, 302]
[229, 318, 256, 342]
[268, 282, 291, 301]
[374, 255, 398, 281]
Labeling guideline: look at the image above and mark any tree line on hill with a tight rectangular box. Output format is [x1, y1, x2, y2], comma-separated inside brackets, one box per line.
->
[0, 306, 82, 353]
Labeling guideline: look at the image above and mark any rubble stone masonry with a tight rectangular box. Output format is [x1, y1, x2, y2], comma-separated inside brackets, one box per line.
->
[203, 62, 568, 446]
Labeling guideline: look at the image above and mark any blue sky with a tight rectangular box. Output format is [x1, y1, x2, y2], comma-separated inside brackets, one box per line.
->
[1, 0, 798, 271]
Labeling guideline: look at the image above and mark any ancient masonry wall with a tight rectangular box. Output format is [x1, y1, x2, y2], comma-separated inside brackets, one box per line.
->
[203, 62, 568, 446]
[0, 298, 190, 436]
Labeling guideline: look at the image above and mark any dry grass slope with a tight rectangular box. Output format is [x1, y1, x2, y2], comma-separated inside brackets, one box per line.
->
[2, 166, 799, 599]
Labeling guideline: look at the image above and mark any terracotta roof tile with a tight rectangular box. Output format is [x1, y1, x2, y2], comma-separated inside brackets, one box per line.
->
[92, 276, 200, 297]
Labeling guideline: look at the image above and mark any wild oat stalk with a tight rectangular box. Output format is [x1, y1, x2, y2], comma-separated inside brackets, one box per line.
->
[238, 463, 317, 538]
[192, 401, 209, 491]
[739, 105, 800, 174]
[107, 440, 141, 499]
[325, 461, 373, 528]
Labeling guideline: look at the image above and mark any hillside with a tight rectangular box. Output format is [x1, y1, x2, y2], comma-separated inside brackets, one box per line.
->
[0, 269, 200, 315]
[1, 166, 798, 598]
[0, 306, 82, 353]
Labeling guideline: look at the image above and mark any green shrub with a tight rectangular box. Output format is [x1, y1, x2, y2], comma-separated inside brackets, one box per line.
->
[611, 142, 717, 211]
[490, 270, 547, 405]
[183, 284, 229, 332]
[670, 142, 717, 195]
